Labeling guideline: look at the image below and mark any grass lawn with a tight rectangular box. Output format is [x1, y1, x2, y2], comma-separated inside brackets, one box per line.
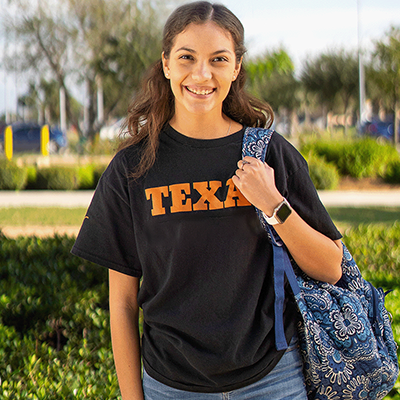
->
[0, 206, 399, 228]
[327, 206, 400, 229]
[0, 207, 87, 226]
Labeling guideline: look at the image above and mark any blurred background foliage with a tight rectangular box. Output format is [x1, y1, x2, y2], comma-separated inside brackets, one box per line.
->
[0, 0, 399, 145]
[2, 0, 171, 140]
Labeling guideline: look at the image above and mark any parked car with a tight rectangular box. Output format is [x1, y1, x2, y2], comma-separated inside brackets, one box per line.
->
[0, 122, 68, 154]
[361, 118, 398, 142]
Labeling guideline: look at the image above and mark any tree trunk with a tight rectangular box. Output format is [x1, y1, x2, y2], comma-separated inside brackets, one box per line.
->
[62, 83, 82, 138]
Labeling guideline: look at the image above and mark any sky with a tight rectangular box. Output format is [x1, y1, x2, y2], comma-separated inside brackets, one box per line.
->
[1, 0, 400, 117]
[220, 0, 400, 65]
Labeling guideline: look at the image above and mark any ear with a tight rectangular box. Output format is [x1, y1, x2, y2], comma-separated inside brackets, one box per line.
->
[232, 56, 243, 81]
[162, 52, 170, 79]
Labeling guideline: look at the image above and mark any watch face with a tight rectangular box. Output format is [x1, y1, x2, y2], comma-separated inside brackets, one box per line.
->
[276, 203, 292, 223]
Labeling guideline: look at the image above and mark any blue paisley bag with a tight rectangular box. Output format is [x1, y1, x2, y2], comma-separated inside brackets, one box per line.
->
[242, 127, 399, 400]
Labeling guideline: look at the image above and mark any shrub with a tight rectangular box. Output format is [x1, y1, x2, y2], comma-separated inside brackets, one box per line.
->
[25, 165, 37, 189]
[384, 160, 400, 184]
[338, 139, 398, 179]
[78, 164, 107, 189]
[0, 158, 28, 190]
[301, 140, 343, 165]
[0, 236, 120, 399]
[36, 166, 80, 190]
[305, 153, 340, 190]
[78, 165, 95, 189]
[93, 164, 107, 187]
[344, 223, 400, 399]
[343, 222, 400, 287]
[0, 229, 399, 398]
[301, 138, 399, 179]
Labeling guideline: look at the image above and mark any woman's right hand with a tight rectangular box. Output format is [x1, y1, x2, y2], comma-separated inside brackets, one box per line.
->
[109, 270, 144, 400]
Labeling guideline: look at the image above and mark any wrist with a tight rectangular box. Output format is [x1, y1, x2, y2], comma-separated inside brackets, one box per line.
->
[263, 196, 284, 216]
[262, 198, 292, 225]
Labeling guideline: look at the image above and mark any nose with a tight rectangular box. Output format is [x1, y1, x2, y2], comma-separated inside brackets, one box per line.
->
[191, 61, 212, 82]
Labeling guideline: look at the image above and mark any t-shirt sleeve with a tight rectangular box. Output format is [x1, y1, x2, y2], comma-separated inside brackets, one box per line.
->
[71, 152, 142, 277]
[266, 133, 342, 241]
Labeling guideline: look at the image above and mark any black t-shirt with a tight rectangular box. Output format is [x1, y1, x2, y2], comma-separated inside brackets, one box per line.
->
[71, 124, 342, 393]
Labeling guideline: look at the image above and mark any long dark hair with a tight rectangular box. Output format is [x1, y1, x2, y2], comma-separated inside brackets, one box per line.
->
[119, 1, 274, 179]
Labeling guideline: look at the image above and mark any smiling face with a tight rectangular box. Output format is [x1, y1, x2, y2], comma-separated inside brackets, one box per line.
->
[162, 21, 242, 122]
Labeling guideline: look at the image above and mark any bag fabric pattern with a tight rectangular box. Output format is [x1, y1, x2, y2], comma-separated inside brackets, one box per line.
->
[242, 127, 399, 400]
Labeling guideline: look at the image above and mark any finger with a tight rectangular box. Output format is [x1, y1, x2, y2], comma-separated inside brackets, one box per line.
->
[238, 158, 254, 172]
[235, 167, 244, 178]
[243, 156, 271, 170]
[242, 156, 257, 164]
[238, 159, 249, 168]
[231, 174, 240, 187]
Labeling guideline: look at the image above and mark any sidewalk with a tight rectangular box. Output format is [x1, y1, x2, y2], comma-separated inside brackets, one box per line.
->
[318, 190, 400, 207]
[0, 190, 94, 208]
[1, 189, 399, 238]
[1, 189, 400, 208]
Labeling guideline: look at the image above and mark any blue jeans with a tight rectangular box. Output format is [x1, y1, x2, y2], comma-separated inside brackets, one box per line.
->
[142, 336, 307, 400]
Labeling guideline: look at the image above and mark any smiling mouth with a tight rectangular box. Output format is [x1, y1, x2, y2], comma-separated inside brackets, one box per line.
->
[186, 86, 215, 95]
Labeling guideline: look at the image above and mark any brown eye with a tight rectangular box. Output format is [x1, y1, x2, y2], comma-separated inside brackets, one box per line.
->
[179, 55, 194, 61]
[212, 56, 228, 62]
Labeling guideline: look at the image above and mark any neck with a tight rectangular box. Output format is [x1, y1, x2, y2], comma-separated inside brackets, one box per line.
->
[169, 112, 233, 140]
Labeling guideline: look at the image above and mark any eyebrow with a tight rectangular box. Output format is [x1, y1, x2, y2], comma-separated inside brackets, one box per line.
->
[174, 47, 233, 55]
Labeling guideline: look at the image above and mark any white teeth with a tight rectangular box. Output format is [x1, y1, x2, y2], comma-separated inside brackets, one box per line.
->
[186, 87, 214, 95]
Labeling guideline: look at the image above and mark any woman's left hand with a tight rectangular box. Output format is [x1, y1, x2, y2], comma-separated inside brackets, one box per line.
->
[232, 156, 283, 216]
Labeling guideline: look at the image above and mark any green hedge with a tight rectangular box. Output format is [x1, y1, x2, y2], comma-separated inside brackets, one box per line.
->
[35, 166, 80, 190]
[0, 159, 107, 191]
[78, 165, 95, 190]
[385, 160, 400, 184]
[0, 158, 28, 190]
[343, 223, 400, 399]
[301, 138, 399, 179]
[33, 164, 106, 190]
[0, 227, 399, 398]
[303, 152, 340, 190]
[77, 164, 107, 190]
[0, 235, 120, 399]
[2, 138, 400, 191]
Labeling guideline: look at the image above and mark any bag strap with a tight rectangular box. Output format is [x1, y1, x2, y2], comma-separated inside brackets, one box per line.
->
[242, 127, 300, 351]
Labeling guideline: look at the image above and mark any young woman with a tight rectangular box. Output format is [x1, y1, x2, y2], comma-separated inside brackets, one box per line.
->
[72, 2, 343, 399]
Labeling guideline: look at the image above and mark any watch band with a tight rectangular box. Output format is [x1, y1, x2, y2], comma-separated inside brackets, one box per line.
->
[262, 210, 280, 225]
[262, 198, 292, 225]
